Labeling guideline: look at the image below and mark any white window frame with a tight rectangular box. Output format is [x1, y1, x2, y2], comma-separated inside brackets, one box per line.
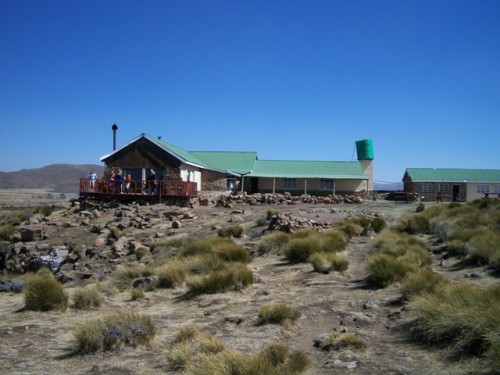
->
[419, 183, 433, 193]
[477, 184, 490, 194]
[436, 184, 450, 193]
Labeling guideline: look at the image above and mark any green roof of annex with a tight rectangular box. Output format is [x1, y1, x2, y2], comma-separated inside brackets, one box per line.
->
[145, 134, 368, 179]
[405, 168, 500, 182]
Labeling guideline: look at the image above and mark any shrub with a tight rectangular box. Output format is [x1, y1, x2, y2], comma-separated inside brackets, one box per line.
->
[366, 253, 413, 288]
[72, 287, 104, 310]
[257, 303, 300, 325]
[329, 332, 366, 350]
[370, 231, 431, 266]
[74, 310, 155, 353]
[309, 252, 349, 274]
[400, 267, 447, 299]
[408, 283, 500, 362]
[340, 222, 364, 238]
[257, 231, 290, 255]
[266, 209, 279, 219]
[184, 253, 225, 275]
[24, 268, 68, 311]
[217, 225, 243, 238]
[186, 263, 253, 295]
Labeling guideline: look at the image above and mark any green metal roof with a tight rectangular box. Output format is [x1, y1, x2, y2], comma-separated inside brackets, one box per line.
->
[405, 168, 500, 182]
[249, 160, 367, 179]
[190, 151, 257, 174]
[148, 135, 208, 167]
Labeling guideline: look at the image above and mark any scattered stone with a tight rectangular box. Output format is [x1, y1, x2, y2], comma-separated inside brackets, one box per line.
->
[0, 279, 24, 293]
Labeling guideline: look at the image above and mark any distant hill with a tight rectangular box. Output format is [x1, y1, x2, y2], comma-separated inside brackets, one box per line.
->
[0, 164, 105, 194]
[374, 181, 403, 191]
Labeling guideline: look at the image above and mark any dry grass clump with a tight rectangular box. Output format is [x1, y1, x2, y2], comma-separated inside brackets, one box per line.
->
[408, 283, 500, 367]
[24, 268, 68, 311]
[257, 231, 290, 255]
[329, 332, 367, 350]
[186, 262, 253, 295]
[130, 287, 144, 300]
[74, 310, 155, 353]
[340, 215, 385, 236]
[400, 267, 448, 300]
[167, 327, 310, 374]
[394, 213, 430, 234]
[217, 225, 244, 238]
[284, 229, 347, 263]
[256, 303, 301, 325]
[213, 240, 251, 263]
[466, 232, 500, 267]
[150, 238, 184, 256]
[309, 252, 349, 274]
[366, 231, 431, 288]
[111, 265, 153, 291]
[154, 261, 187, 289]
[72, 286, 104, 310]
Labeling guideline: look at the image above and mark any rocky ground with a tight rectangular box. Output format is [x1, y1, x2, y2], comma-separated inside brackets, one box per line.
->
[0, 198, 496, 375]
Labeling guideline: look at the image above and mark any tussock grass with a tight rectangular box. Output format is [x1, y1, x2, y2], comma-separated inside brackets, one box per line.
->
[130, 287, 144, 300]
[213, 241, 251, 264]
[180, 237, 219, 257]
[394, 213, 430, 234]
[186, 262, 252, 295]
[74, 310, 155, 353]
[150, 238, 184, 256]
[217, 225, 244, 238]
[466, 232, 500, 266]
[0, 223, 16, 240]
[366, 253, 413, 288]
[111, 265, 153, 291]
[284, 228, 347, 263]
[134, 246, 148, 260]
[72, 287, 104, 310]
[408, 283, 500, 364]
[24, 268, 68, 311]
[167, 327, 310, 375]
[329, 332, 367, 350]
[257, 303, 301, 325]
[400, 267, 447, 299]
[309, 252, 349, 274]
[257, 231, 290, 255]
[154, 261, 187, 289]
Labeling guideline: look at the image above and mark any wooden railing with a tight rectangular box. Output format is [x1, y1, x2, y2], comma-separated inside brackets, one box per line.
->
[79, 178, 198, 198]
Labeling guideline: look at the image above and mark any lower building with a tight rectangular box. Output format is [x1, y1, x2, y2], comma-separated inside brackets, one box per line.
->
[403, 168, 500, 202]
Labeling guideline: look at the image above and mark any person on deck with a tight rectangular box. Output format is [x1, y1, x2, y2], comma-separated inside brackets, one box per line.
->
[147, 169, 157, 195]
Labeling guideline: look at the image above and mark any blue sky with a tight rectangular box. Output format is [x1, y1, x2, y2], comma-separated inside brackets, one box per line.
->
[1, 0, 499, 183]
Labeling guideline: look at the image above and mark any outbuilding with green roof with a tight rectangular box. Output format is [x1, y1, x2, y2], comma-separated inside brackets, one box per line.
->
[403, 168, 500, 202]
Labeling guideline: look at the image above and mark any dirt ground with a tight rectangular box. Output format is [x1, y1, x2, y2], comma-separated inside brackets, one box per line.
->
[0, 200, 497, 375]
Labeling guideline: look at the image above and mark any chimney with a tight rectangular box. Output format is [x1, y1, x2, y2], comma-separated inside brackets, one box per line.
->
[112, 123, 118, 151]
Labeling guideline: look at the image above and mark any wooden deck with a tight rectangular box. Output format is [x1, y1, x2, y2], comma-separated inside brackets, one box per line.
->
[79, 178, 197, 202]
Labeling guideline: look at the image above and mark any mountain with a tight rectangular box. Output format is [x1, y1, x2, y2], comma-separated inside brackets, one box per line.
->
[374, 181, 403, 191]
[0, 164, 105, 194]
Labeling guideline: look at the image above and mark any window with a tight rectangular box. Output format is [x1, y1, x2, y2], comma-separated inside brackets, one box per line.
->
[436, 184, 449, 193]
[495, 185, 500, 194]
[320, 179, 333, 190]
[477, 184, 490, 194]
[283, 178, 297, 189]
[419, 183, 433, 193]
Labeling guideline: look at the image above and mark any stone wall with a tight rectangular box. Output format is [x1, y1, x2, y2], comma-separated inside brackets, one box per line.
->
[201, 170, 227, 191]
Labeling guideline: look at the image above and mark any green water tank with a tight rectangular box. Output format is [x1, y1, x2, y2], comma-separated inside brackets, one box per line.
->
[356, 139, 374, 160]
